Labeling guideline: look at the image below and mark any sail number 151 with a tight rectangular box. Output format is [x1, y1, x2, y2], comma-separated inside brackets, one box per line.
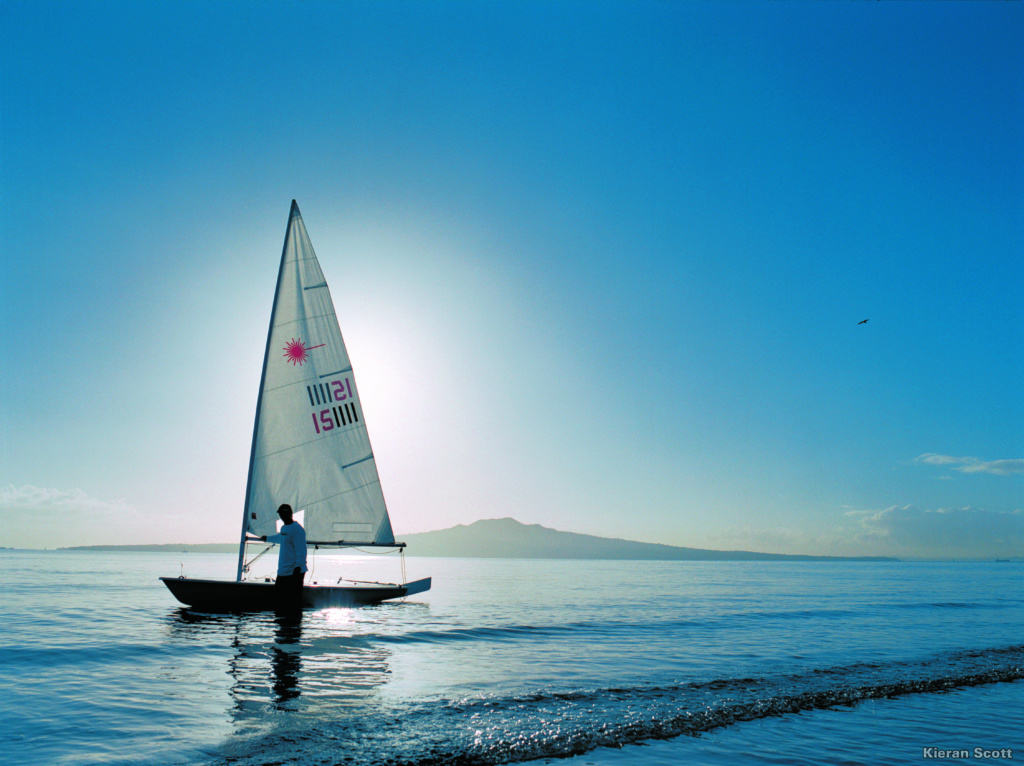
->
[308, 377, 359, 434]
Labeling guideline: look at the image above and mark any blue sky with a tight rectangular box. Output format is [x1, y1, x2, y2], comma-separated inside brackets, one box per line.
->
[1, 1, 1021, 556]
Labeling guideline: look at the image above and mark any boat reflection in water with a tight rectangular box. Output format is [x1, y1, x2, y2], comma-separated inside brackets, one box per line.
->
[270, 614, 302, 706]
[165, 605, 397, 720]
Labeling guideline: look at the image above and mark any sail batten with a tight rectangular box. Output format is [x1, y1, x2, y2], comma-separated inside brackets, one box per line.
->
[271, 312, 340, 328]
[240, 203, 396, 553]
[319, 368, 352, 378]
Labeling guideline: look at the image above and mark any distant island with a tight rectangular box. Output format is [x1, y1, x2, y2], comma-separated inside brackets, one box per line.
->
[60, 518, 895, 561]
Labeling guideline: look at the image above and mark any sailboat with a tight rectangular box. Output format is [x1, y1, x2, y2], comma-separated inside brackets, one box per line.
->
[162, 201, 431, 610]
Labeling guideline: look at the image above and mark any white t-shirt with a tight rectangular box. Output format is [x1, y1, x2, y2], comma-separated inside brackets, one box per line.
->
[267, 522, 308, 575]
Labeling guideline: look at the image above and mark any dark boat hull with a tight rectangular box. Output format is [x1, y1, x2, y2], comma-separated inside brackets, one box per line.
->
[160, 576, 431, 611]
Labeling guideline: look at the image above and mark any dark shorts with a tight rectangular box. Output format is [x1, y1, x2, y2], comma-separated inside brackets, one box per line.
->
[275, 567, 305, 610]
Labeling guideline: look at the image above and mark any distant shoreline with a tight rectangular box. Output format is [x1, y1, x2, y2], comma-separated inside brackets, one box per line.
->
[52, 544, 897, 561]
[36, 516, 904, 560]
[7, 548, 1020, 563]
[58, 543, 238, 553]
[14, 517, 1013, 561]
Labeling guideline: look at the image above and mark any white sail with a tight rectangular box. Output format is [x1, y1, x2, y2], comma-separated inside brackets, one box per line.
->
[242, 201, 395, 545]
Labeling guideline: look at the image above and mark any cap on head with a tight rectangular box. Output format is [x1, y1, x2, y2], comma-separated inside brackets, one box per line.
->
[277, 503, 293, 521]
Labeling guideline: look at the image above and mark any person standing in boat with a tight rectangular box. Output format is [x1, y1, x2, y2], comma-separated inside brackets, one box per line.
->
[259, 504, 307, 610]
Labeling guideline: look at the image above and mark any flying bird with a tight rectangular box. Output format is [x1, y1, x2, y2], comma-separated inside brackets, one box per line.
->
[857, 319, 869, 325]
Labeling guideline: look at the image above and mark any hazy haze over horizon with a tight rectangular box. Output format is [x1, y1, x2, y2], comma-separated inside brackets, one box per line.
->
[1, 2, 1021, 558]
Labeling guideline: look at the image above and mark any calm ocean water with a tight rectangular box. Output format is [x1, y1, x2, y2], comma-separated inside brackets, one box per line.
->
[0, 551, 1020, 765]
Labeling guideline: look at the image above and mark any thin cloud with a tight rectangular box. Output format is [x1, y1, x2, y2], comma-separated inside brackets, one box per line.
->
[915, 454, 1024, 476]
[958, 459, 1024, 476]
[0, 484, 141, 548]
[0, 484, 218, 548]
[704, 505, 1024, 559]
[0, 484, 133, 516]
[916, 454, 968, 466]
[848, 505, 1024, 559]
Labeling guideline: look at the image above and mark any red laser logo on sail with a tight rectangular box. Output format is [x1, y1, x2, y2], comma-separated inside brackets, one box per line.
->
[282, 338, 325, 366]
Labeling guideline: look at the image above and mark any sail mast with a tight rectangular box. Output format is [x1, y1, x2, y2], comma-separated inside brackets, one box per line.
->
[235, 199, 301, 581]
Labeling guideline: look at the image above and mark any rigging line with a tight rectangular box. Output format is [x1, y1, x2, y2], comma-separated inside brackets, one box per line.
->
[242, 542, 274, 575]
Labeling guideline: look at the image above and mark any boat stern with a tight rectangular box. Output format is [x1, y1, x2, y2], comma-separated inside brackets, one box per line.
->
[403, 577, 431, 597]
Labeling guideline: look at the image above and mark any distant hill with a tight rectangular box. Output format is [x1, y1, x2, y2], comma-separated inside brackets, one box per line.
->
[400, 518, 894, 561]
